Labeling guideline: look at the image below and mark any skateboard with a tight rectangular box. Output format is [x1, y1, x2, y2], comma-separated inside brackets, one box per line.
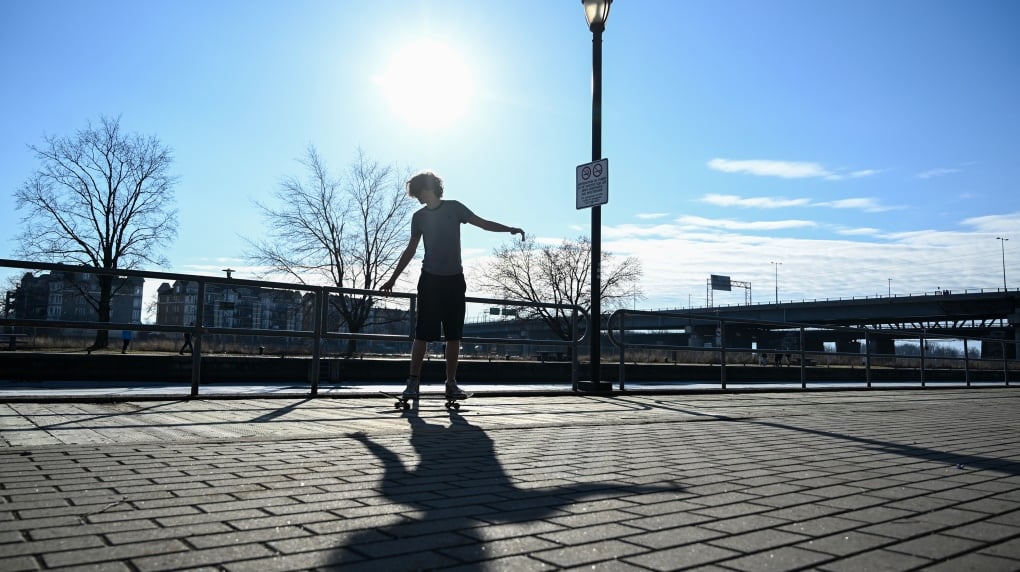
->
[380, 391, 473, 411]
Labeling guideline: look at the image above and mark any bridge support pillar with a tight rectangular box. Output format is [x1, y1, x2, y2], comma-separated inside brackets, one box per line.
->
[868, 334, 896, 357]
[835, 340, 861, 355]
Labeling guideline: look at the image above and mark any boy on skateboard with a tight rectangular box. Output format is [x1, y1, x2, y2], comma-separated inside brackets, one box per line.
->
[380, 170, 525, 400]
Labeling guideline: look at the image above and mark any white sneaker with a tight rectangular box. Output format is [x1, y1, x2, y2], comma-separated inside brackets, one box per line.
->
[445, 382, 467, 400]
[401, 378, 420, 399]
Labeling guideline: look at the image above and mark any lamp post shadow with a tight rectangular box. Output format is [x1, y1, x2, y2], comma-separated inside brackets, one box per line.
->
[336, 408, 682, 570]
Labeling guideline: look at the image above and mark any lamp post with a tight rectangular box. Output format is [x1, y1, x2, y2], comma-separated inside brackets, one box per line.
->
[997, 237, 1009, 290]
[581, 0, 611, 392]
[770, 261, 782, 304]
[888, 278, 892, 297]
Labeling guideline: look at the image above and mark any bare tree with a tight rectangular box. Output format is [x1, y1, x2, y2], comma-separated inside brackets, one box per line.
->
[14, 115, 178, 349]
[247, 146, 412, 354]
[476, 236, 643, 340]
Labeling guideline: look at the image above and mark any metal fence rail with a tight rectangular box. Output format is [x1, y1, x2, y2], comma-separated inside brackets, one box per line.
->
[1, 259, 586, 396]
[607, 308, 1017, 391]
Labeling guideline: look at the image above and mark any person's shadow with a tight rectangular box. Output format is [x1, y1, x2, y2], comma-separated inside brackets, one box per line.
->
[335, 407, 682, 570]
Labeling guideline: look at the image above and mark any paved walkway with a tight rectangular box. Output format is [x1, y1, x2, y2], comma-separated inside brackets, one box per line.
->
[1, 388, 1019, 571]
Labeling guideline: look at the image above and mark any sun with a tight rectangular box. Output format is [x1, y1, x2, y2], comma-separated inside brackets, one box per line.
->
[375, 40, 474, 130]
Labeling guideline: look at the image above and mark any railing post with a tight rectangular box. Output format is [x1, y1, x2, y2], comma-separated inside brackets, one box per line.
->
[963, 338, 971, 387]
[718, 320, 727, 390]
[190, 281, 205, 398]
[864, 330, 872, 389]
[571, 308, 579, 389]
[310, 288, 324, 396]
[618, 311, 626, 391]
[919, 331, 926, 388]
[799, 327, 807, 389]
[1003, 340, 1010, 386]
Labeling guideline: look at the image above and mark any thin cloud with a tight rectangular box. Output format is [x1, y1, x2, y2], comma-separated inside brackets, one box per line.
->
[702, 193, 896, 213]
[701, 194, 811, 209]
[916, 167, 961, 179]
[676, 215, 817, 231]
[836, 227, 881, 236]
[815, 198, 898, 213]
[849, 169, 880, 178]
[635, 212, 670, 220]
[708, 158, 832, 179]
[708, 158, 879, 181]
[960, 212, 1020, 234]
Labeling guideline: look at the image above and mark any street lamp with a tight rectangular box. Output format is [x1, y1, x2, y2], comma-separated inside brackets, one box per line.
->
[997, 237, 1009, 290]
[771, 261, 782, 304]
[580, 0, 611, 392]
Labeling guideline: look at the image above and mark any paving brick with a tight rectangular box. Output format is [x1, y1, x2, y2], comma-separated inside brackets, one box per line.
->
[884, 533, 983, 560]
[222, 548, 363, 572]
[796, 530, 895, 557]
[131, 543, 277, 572]
[817, 547, 933, 571]
[626, 525, 727, 549]
[440, 535, 560, 563]
[979, 536, 1020, 560]
[708, 528, 810, 553]
[41, 539, 189, 568]
[0, 555, 42, 572]
[942, 520, 1020, 542]
[900, 551, 1018, 572]
[351, 530, 476, 559]
[624, 542, 740, 571]
[533, 538, 649, 568]
[702, 514, 791, 534]
[105, 522, 231, 545]
[537, 522, 644, 546]
[722, 545, 833, 571]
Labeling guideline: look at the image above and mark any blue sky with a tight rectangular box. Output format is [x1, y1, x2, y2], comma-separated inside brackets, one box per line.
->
[2, 0, 1018, 312]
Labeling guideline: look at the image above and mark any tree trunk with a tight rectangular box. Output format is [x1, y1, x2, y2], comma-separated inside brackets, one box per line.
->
[90, 274, 113, 350]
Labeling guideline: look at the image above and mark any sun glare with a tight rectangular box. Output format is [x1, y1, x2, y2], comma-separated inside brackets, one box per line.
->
[375, 40, 474, 130]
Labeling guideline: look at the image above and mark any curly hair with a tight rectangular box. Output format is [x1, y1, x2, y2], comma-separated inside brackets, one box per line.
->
[406, 170, 444, 199]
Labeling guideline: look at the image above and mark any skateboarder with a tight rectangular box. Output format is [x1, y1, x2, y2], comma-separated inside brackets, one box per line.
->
[380, 170, 525, 400]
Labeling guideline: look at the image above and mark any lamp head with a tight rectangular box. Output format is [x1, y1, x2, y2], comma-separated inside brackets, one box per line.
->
[582, 0, 612, 32]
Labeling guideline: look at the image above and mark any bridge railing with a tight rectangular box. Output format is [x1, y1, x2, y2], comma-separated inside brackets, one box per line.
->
[657, 285, 1019, 312]
[606, 308, 1016, 390]
[0, 259, 586, 396]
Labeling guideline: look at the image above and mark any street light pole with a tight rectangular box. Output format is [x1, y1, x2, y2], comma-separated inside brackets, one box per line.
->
[771, 261, 782, 303]
[581, 0, 611, 392]
[997, 237, 1009, 290]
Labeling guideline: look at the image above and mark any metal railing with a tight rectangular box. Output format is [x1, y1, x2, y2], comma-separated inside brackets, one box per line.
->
[0, 259, 586, 396]
[607, 308, 1017, 391]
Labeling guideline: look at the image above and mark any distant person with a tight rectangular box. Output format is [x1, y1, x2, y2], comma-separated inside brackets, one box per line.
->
[121, 329, 133, 354]
[380, 170, 525, 400]
[179, 323, 193, 355]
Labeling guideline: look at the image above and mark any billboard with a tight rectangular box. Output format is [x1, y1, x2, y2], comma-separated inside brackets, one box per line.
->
[710, 274, 731, 291]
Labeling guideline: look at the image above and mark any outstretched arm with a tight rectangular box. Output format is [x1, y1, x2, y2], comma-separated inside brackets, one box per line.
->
[467, 214, 525, 241]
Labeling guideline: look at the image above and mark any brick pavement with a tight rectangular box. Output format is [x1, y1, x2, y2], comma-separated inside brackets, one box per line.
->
[1, 388, 1019, 571]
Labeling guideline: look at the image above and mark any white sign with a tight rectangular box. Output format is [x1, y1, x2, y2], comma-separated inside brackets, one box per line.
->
[576, 158, 609, 209]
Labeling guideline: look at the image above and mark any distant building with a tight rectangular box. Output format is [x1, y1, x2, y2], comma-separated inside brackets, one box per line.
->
[9, 271, 143, 325]
[155, 280, 304, 331]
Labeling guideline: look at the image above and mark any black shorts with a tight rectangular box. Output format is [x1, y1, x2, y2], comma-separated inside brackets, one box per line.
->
[415, 272, 466, 342]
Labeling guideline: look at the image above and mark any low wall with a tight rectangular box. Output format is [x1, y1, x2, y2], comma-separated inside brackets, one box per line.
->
[0, 353, 1011, 385]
